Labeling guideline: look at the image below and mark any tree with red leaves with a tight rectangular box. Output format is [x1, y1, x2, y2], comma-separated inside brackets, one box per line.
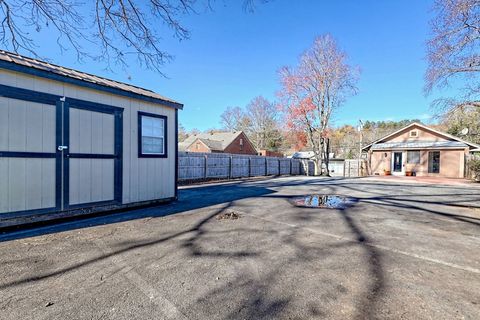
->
[279, 34, 359, 175]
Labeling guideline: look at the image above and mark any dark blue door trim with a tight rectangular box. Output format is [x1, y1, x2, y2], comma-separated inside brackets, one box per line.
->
[0, 84, 124, 216]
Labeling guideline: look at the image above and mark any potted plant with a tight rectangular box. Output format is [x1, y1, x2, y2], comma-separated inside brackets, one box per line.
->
[383, 168, 391, 176]
[405, 164, 414, 176]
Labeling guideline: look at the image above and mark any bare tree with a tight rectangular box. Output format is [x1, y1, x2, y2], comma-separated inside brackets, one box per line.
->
[220, 106, 249, 131]
[279, 34, 358, 175]
[426, 0, 480, 110]
[0, 0, 268, 73]
[245, 96, 280, 150]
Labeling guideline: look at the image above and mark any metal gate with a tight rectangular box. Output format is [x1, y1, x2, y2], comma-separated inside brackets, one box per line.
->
[0, 84, 123, 218]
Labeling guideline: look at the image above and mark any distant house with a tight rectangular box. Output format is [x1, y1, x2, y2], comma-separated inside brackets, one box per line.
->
[289, 151, 335, 159]
[258, 150, 284, 158]
[180, 131, 257, 155]
[362, 122, 480, 178]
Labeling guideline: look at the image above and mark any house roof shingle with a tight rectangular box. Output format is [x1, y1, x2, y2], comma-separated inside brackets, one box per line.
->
[181, 131, 245, 151]
[0, 50, 183, 109]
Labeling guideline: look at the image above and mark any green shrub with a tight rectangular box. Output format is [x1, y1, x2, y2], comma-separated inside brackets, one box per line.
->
[469, 159, 480, 181]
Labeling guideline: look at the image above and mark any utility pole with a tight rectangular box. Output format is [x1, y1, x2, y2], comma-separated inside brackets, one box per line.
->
[358, 120, 363, 177]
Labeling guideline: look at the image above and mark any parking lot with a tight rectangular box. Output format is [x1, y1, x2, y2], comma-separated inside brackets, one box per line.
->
[1, 176, 480, 320]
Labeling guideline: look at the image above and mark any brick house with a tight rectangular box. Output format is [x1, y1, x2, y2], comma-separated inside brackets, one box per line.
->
[362, 122, 480, 178]
[258, 150, 284, 158]
[179, 131, 257, 155]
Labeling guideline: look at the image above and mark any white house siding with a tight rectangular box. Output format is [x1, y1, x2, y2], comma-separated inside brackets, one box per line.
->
[0, 69, 176, 211]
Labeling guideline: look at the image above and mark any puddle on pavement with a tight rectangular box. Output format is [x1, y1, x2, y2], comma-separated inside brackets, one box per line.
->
[290, 195, 356, 209]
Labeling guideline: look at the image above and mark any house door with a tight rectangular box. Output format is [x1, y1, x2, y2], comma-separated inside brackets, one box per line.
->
[392, 152, 403, 173]
[428, 151, 440, 174]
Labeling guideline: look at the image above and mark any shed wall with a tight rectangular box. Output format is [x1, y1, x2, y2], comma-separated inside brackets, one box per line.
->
[0, 69, 176, 208]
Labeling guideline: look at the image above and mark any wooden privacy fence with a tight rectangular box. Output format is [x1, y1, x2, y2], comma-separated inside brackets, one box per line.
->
[178, 152, 305, 182]
[465, 154, 480, 180]
[344, 159, 368, 178]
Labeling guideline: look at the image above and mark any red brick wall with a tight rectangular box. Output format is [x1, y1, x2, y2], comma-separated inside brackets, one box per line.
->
[186, 140, 212, 153]
[224, 133, 257, 155]
[259, 150, 284, 157]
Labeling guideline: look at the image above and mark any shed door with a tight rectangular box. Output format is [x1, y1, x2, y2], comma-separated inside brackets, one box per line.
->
[0, 97, 56, 216]
[63, 103, 123, 210]
[0, 85, 123, 218]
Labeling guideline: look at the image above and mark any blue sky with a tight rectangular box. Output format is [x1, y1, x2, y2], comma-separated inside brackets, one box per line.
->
[29, 1, 444, 131]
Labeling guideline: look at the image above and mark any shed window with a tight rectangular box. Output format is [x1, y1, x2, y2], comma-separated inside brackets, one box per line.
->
[407, 151, 420, 164]
[138, 112, 167, 157]
[409, 130, 418, 137]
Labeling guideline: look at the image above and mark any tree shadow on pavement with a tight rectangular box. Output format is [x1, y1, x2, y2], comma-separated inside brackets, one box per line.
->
[0, 183, 276, 242]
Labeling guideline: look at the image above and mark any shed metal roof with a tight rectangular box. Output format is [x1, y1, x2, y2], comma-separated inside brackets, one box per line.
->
[0, 50, 183, 109]
[371, 141, 468, 150]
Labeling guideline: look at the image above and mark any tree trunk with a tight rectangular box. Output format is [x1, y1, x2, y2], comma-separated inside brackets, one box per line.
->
[313, 157, 322, 176]
[323, 138, 330, 176]
[318, 136, 324, 175]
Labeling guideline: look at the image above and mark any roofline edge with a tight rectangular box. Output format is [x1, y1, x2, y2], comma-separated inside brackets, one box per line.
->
[0, 60, 184, 110]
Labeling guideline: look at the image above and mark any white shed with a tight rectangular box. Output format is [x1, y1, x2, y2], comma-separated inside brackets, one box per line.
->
[0, 51, 183, 226]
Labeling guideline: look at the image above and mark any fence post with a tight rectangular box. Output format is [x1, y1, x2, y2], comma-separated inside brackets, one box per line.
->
[229, 156, 233, 179]
[265, 157, 268, 175]
[204, 154, 208, 179]
[248, 157, 251, 177]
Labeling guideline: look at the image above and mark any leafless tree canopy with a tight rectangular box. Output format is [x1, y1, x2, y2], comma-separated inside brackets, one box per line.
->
[220, 106, 249, 132]
[0, 0, 268, 73]
[244, 96, 279, 150]
[426, 0, 480, 108]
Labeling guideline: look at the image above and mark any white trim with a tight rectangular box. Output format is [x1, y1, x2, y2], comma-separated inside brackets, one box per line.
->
[362, 122, 480, 151]
[372, 146, 466, 151]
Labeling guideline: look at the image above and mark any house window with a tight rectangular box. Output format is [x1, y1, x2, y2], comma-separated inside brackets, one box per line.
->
[409, 130, 419, 137]
[407, 151, 420, 164]
[138, 112, 167, 157]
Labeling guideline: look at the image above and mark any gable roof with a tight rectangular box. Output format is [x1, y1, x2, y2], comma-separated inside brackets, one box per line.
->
[362, 122, 480, 151]
[181, 131, 256, 152]
[0, 50, 183, 109]
[196, 138, 224, 151]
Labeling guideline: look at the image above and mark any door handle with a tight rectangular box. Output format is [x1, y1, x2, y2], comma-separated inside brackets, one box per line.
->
[57, 146, 69, 151]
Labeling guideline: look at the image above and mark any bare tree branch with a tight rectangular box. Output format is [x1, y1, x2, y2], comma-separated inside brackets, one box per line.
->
[0, 0, 267, 74]
[426, 0, 480, 107]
